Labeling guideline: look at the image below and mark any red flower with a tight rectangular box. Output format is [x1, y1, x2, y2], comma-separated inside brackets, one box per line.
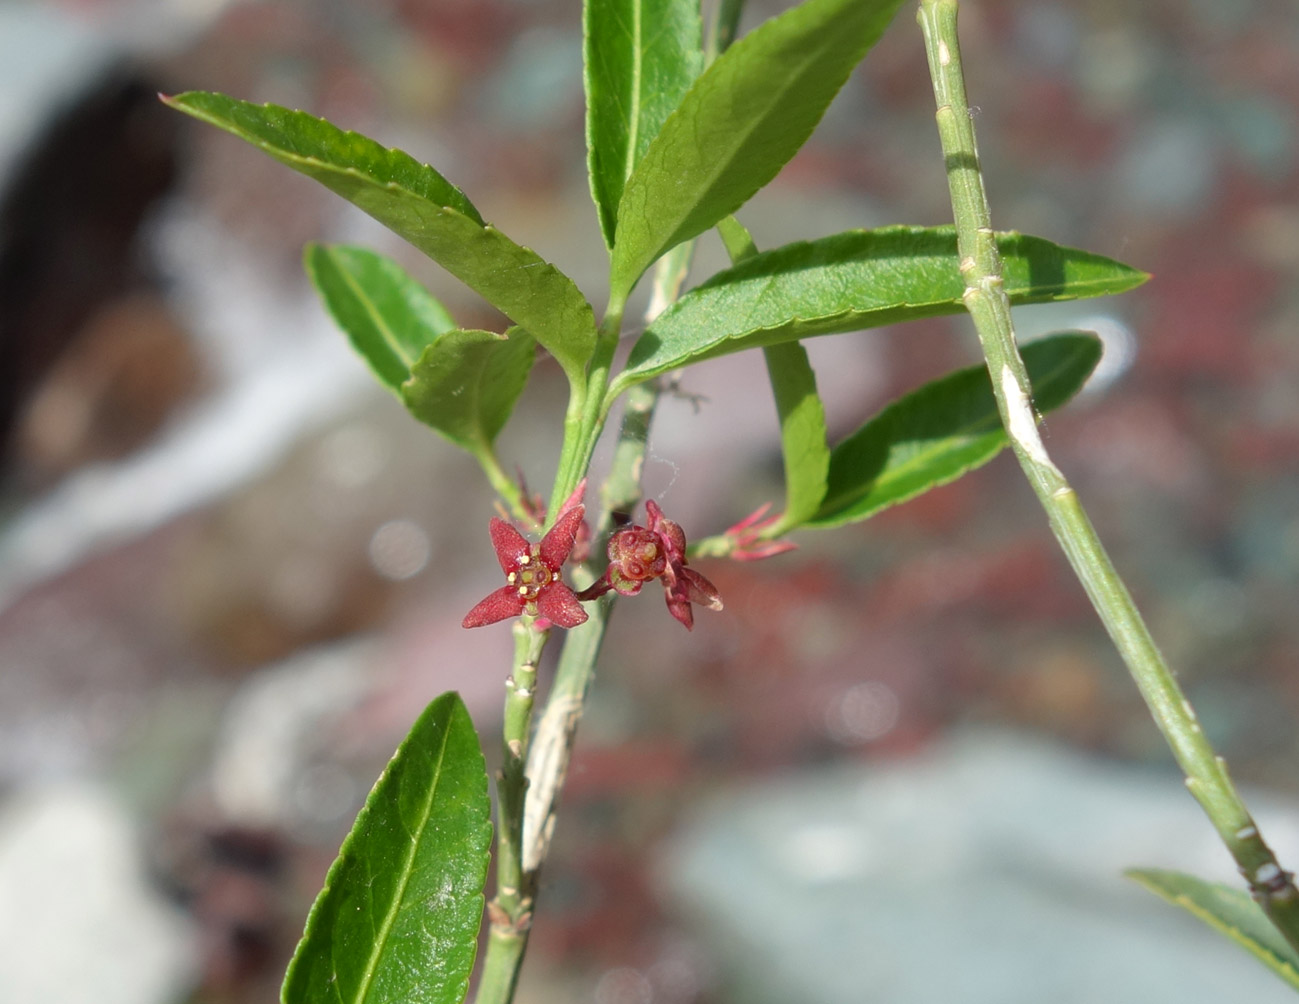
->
[578, 500, 722, 630]
[719, 502, 797, 561]
[462, 504, 588, 629]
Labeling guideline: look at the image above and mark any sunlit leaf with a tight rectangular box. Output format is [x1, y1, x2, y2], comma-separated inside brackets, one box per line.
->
[586, 0, 703, 247]
[282, 693, 492, 1004]
[612, 226, 1147, 394]
[305, 243, 456, 394]
[165, 91, 596, 381]
[402, 327, 536, 456]
[806, 333, 1102, 528]
[607, 0, 906, 301]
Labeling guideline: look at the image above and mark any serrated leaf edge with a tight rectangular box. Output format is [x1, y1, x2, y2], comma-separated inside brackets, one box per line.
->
[165, 94, 484, 224]
[283, 695, 491, 1004]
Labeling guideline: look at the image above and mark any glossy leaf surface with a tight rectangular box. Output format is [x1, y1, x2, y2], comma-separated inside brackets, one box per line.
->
[165, 91, 596, 380]
[282, 693, 492, 1004]
[586, 0, 703, 247]
[608, 0, 905, 301]
[402, 327, 536, 455]
[807, 333, 1101, 528]
[614, 226, 1147, 391]
[1127, 869, 1299, 992]
[305, 244, 456, 394]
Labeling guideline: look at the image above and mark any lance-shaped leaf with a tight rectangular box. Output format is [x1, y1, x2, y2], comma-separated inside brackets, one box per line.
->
[305, 243, 456, 394]
[586, 0, 703, 248]
[1127, 869, 1299, 992]
[764, 337, 830, 534]
[282, 693, 492, 1004]
[164, 91, 596, 381]
[607, 0, 906, 302]
[402, 326, 536, 457]
[611, 226, 1147, 395]
[806, 333, 1101, 529]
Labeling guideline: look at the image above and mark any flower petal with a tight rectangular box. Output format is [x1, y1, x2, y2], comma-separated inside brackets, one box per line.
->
[663, 587, 695, 630]
[680, 566, 723, 610]
[539, 504, 585, 569]
[489, 517, 531, 573]
[536, 583, 588, 629]
[646, 503, 688, 563]
[463, 585, 525, 628]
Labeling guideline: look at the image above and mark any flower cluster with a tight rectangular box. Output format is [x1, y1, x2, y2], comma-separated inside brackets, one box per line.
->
[578, 500, 722, 630]
[463, 499, 723, 632]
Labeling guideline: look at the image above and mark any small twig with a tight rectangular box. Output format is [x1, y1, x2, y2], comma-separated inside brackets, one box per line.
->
[917, 0, 1299, 946]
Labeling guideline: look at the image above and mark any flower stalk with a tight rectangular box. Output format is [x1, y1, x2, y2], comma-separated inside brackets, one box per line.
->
[474, 248, 689, 1003]
[917, 0, 1299, 947]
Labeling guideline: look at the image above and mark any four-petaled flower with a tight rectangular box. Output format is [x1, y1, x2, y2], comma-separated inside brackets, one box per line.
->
[462, 504, 588, 630]
[578, 500, 723, 630]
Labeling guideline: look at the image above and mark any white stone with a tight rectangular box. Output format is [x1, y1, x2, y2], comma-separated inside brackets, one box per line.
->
[0, 784, 198, 1004]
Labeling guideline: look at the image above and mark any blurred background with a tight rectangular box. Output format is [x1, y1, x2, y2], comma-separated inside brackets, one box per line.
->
[3, 1, 1299, 1001]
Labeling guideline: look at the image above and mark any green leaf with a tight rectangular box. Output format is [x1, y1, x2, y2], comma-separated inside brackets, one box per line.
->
[1127, 868, 1299, 992]
[607, 0, 906, 302]
[613, 226, 1148, 393]
[764, 342, 830, 531]
[282, 693, 492, 1004]
[305, 244, 457, 394]
[164, 91, 596, 381]
[807, 332, 1102, 528]
[402, 327, 536, 456]
[585, 0, 703, 248]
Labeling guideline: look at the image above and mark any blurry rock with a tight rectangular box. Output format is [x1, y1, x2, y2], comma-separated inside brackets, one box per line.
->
[659, 730, 1299, 1004]
[11, 292, 204, 489]
[208, 638, 376, 833]
[170, 419, 404, 666]
[0, 783, 198, 1004]
[0, 67, 182, 474]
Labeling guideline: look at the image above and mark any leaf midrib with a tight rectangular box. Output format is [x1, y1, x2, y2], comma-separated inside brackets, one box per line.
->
[334, 253, 421, 374]
[622, 0, 645, 186]
[351, 710, 454, 1004]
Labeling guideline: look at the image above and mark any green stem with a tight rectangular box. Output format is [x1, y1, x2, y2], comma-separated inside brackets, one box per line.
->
[473, 260, 676, 1004]
[525, 309, 666, 884]
[707, 0, 747, 62]
[476, 446, 533, 525]
[917, 0, 1299, 944]
[549, 298, 627, 525]
[477, 619, 548, 1004]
